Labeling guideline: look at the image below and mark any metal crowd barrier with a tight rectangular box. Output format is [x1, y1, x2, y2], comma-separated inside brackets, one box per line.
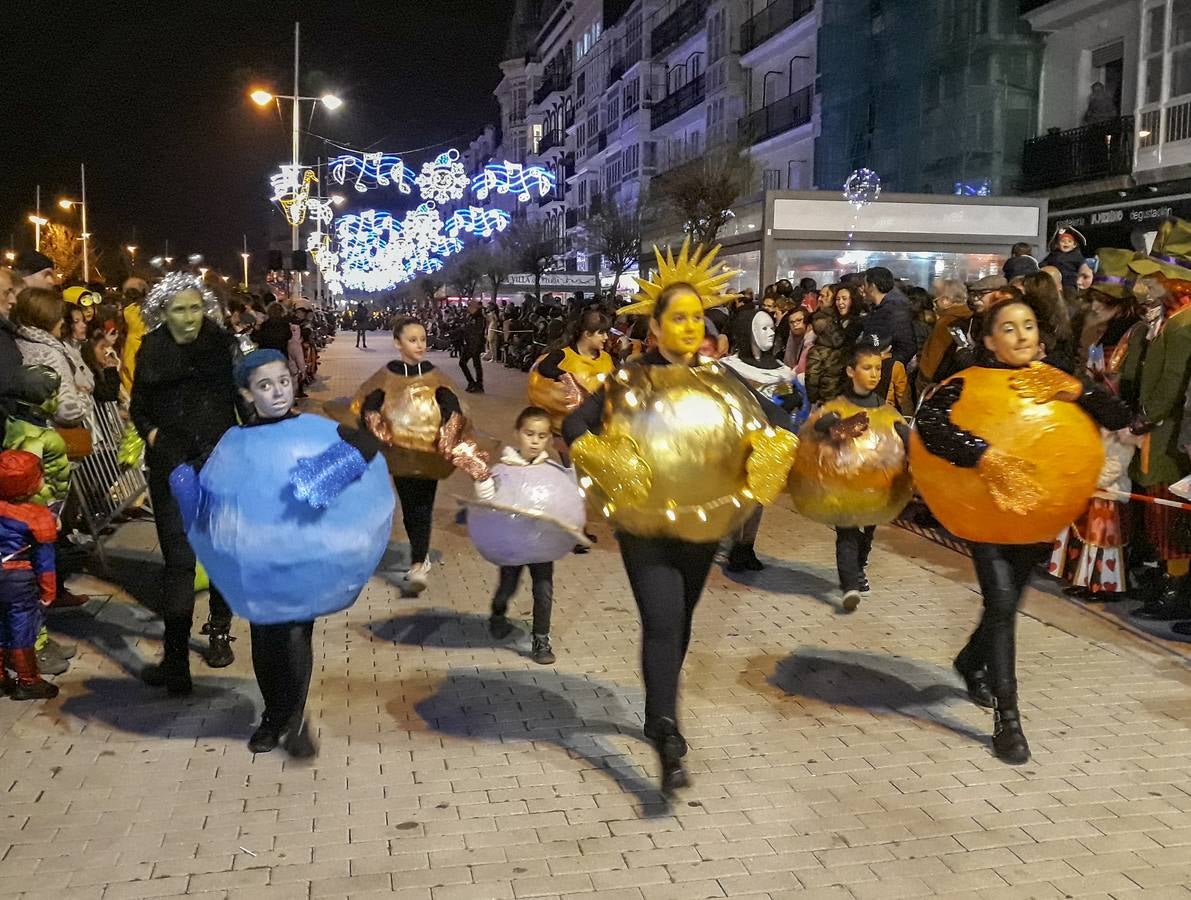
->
[70, 400, 149, 570]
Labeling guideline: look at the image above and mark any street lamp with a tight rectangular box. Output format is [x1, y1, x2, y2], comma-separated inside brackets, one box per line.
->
[126, 245, 138, 262]
[248, 22, 343, 302]
[58, 163, 90, 281]
[27, 214, 47, 251]
[3, 251, 15, 263]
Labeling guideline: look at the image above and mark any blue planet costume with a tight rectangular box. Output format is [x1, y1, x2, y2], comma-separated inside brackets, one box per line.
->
[170, 350, 394, 755]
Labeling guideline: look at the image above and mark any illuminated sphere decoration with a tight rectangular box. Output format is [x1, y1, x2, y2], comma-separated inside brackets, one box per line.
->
[843, 168, 883, 208]
[789, 399, 912, 527]
[909, 365, 1104, 545]
[572, 362, 795, 542]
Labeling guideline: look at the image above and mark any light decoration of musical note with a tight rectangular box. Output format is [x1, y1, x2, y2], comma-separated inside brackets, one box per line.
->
[470, 161, 556, 202]
[328, 152, 416, 194]
[444, 206, 512, 239]
[415, 149, 469, 203]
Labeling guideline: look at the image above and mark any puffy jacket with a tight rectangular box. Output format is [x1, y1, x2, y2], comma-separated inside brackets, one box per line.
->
[860, 288, 916, 365]
[16, 326, 93, 426]
[804, 310, 849, 405]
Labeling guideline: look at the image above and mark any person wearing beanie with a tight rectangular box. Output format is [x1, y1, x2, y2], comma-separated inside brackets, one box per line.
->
[0, 449, 60, 700]
[13, 252, 55, 291]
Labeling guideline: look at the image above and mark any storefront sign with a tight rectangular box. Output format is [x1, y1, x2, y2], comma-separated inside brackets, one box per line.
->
[506, 272, 600, 290]
[1051, 195, 1191, 250]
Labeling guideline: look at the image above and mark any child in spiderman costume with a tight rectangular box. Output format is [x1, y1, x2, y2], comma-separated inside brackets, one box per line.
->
[0, 449, 59, 700]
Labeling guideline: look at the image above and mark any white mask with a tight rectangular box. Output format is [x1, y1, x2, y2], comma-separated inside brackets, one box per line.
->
[751, 312, 776, 355]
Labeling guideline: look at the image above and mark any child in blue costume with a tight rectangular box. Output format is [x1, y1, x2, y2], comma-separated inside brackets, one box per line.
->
[171, 350, 393, 759]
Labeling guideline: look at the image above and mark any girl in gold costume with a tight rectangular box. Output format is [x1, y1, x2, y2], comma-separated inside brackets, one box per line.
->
[562, 241, 798, 794]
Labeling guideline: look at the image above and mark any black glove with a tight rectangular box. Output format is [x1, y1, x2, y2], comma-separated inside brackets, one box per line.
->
[1129, 415, 1156, 436]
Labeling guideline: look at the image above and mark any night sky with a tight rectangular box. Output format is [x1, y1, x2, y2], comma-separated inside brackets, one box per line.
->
[0, 0, 513, 280]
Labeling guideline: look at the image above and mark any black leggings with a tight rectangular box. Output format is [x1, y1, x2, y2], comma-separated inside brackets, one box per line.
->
[618, 533, 719, 723]
[148, 465, 232, 634]
[355, 328, 367, 348]
[959, 542, 1044, 700]
[491, 563, 553, 635]
[835, 525, 876, 591]
[250, 620, 314, 729]
[394, 476, 438, 565]
[459, 350, 484, 387]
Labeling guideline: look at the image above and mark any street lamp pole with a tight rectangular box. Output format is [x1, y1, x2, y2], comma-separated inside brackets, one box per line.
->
[291, 21, 302, 302]
[80, 163, 90, 282]
[242, 234, 250, 288]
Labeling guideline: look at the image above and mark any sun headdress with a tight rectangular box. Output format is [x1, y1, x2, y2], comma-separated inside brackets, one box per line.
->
[618, 237, 742, 316]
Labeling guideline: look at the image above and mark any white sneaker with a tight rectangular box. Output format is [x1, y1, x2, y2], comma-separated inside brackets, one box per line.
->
[842, 590, 862, 613]
[402, 560, 432, 594]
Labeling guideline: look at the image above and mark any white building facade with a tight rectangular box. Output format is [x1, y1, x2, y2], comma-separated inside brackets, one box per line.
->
[490, 0, 823, 285]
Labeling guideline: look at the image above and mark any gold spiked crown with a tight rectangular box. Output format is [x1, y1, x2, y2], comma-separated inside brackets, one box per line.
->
[619, 237, 742, 316]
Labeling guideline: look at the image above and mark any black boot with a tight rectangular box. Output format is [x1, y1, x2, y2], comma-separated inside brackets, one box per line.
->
[953, 656, 994, 708]
[283, 718, 318, 760]
[201, 619, 236, 668]
[248, 719, 282, 753]
[1132, 575, 1191, 621]
[142, 618, 193, 696]
[644, 716, 689, 795]
[725, 544, 750, 573]
[992, 696, 1031, 765]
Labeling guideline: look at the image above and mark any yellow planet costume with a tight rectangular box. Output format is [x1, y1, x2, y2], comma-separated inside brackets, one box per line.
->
[561, 238, 797, 796]
[528, 346, 614, 431]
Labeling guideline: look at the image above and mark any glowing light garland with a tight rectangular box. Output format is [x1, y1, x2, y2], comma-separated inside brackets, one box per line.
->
[415, 149, 469, 203]
[270, 165, 320, 226]
[444, 206, 512, 239]
[328, 152, 416, 194]
[470, 161, 555, 202]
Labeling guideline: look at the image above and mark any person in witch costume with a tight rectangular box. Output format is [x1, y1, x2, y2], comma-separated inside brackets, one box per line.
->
[721, 307, 808, 571]
[1117, 219, 1191, 622]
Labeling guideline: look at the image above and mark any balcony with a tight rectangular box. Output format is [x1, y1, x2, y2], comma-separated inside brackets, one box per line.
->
[738, 85, 813, 145]
[651, 74, 706, 129]
[538, 130, 565, 154]
[563, 153, 576, 179]
[740, 0, 814, 55]
[608, 58, 626, 88]
[1020, 116, 1134, 191]
[533, 70, 571, 106]
[651, 0, 711, 57]
[566, 208, 579, 229]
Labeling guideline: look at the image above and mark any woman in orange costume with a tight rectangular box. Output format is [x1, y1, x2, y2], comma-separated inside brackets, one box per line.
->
[528, 309, 614, 463]
[913, 290, 1130, 764]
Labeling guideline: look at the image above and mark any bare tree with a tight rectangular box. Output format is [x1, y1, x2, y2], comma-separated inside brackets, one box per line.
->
[586, 196, 642, 299]
[40, 223, 83, 281]
[444, 246, 486, 299]
[652, 144, 756, 248]
[503, 220, 560, 302]
[474, 244, 511, 304]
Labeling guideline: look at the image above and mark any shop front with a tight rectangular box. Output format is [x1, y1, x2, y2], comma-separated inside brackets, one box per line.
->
[1048, 183, 1191, 254]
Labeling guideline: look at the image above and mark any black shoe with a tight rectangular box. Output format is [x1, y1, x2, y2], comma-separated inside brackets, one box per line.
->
[488, 614, 514, 640]
[741, 544, 765, 572]
[201, 621, 236, 668]
[992, 704, 1031, 765]
[472, 386, 485, 395]
[531, 634, 556, 665]
[141, 653, 192, 696]
[725, 545, 750, 573]
[645, 717, 689, 795]
[1131, 597, 1191, 621]
[464, 383, 477, 393]
[953, 659, 995, 708]
[1172, 620, 1191, 636]
[248, 722, 281, 753]
[858, 572, 871, 594]
[283, 720, 318, 760]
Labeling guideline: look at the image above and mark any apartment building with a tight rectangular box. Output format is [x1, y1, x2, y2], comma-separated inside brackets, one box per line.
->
[491, 0, 821, 282]
[1021, 0, 1191, 253]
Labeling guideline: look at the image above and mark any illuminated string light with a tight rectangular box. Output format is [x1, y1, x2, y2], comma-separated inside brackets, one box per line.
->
[270, 165, 319, 226]
[444, 206, 511, 239]
[328, 152, 415, 194]
[470, 161, 556, 202]
[416, 149, 469, 203]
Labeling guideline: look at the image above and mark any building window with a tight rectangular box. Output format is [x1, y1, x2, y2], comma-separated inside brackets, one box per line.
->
[1145, 4, 1167, 104]
[513, 86, 527, 121]
[579, 180, 587, 206]
[624, 144, 640, 176]
[626, 13, 642, 65]
[607, 95, 620, 130]
[709, 10, 726, 62]
[576, 72, 586, 104]
[1173, 0, 1191, 97]
[577, 122, 587, 150]
[763, 169, 781, 191]
[624, 78, 640, 114]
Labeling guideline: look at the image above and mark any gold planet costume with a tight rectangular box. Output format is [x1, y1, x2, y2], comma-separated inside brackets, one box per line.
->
[325, 365, 463, 480]
[790, 397, 912, 527]
[561, 238, 798, 796]
[528, 347, 615, 431]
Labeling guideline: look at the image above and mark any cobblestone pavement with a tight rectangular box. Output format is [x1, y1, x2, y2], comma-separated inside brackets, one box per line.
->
[3, 333, 1191, 900]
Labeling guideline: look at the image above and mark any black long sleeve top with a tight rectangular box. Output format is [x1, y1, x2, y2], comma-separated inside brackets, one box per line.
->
[130, 319, 239, 472]
[561, 349, 795, 446]
[915, 361, 1132, 468]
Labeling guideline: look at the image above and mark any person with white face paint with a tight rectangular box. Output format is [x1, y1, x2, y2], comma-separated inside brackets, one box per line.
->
[721, 308, 809, 572]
